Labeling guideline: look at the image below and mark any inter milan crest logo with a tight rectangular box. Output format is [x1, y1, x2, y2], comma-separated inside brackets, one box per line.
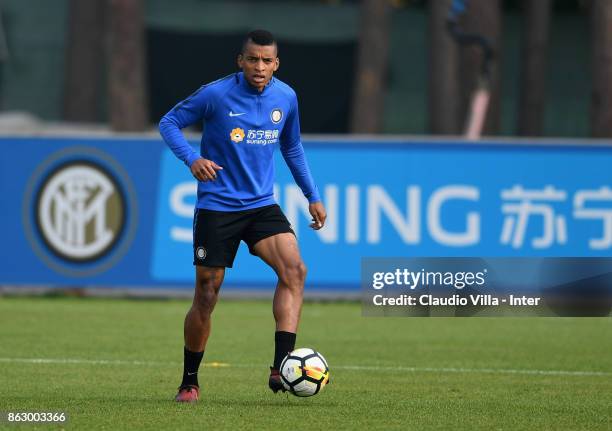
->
[196, 247, 207, 260]
[23, 147, 138, 278]
[270, 109, 283, 124]
[36, 161, 126, 262]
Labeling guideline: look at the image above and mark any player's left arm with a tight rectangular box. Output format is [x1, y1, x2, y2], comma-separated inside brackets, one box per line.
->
[280, 94, 326, 230]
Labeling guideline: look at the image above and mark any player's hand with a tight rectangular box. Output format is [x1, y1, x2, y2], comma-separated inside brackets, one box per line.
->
[309, 202, 326, 230]
[191, 158, 223, 182]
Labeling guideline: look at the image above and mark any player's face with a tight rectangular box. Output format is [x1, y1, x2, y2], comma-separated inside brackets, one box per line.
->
[238, 42, 279, 92]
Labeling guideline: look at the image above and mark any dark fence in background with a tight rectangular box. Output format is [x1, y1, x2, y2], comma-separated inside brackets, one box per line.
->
[0, 0, 591, 136]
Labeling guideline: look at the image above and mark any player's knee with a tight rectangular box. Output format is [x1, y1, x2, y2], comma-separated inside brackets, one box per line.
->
[195, 288, 217, 314]
[279, 260, 307, 288]
[194, 272, 222, 312]
[194, 285, 218, 315]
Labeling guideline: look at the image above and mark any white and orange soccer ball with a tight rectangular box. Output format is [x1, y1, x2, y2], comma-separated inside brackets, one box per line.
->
[279, 348, 330, 397]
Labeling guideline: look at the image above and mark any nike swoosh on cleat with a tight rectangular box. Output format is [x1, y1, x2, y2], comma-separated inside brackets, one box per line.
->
[187, 372, 198, 376]
[229, 111, 246, 117]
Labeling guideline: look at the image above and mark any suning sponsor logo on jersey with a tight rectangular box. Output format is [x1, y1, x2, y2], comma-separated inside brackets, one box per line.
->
[246, 129, 279, 145]
[230, 128, 245, 143]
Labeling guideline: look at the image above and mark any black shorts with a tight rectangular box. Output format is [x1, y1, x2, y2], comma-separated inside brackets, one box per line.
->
[193, 204, 295, 268]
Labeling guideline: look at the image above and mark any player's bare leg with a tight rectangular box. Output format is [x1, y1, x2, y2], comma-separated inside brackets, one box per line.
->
[185, 266, 225, 351]
[176, 266, 225, 402]
[254, 233, 305, 331]
[253, 232, 306, 392]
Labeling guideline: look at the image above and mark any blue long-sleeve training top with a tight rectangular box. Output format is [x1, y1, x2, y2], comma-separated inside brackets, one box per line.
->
[159, 72, 321, 211]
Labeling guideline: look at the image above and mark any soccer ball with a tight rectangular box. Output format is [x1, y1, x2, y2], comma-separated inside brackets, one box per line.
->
[279, 348, 329, 397]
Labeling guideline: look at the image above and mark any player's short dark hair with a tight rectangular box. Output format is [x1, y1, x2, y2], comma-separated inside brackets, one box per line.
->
[242, 29, 278, 54]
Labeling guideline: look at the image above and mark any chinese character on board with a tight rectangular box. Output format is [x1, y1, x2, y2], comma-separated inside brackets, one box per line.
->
[500, 185, 567, 249]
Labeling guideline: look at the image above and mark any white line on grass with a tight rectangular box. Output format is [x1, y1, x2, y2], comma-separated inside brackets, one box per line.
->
[0, 357, 609, 377]
[335, 365, 612, 377]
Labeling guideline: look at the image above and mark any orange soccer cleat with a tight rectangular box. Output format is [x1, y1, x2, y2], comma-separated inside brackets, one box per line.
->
[174, 385, 200, 403]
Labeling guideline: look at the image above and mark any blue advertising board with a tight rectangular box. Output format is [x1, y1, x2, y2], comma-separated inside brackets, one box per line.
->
[1, 136, 611, 291]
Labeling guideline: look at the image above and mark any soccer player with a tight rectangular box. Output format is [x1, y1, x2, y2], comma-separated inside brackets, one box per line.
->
[159, 29, 326, 403]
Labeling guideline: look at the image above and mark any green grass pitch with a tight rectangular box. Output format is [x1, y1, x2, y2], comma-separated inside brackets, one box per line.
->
[1, 296, 611, 430]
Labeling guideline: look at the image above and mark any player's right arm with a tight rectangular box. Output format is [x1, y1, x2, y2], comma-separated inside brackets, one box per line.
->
[159, 86, 222, 181]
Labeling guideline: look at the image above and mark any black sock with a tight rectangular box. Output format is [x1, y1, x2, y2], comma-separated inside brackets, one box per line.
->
[273, 331, 296, 370]
[180, 346, 204, 388]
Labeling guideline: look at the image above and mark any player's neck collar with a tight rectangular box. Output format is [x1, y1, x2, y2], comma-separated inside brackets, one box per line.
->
[237, 72, 274, 95]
